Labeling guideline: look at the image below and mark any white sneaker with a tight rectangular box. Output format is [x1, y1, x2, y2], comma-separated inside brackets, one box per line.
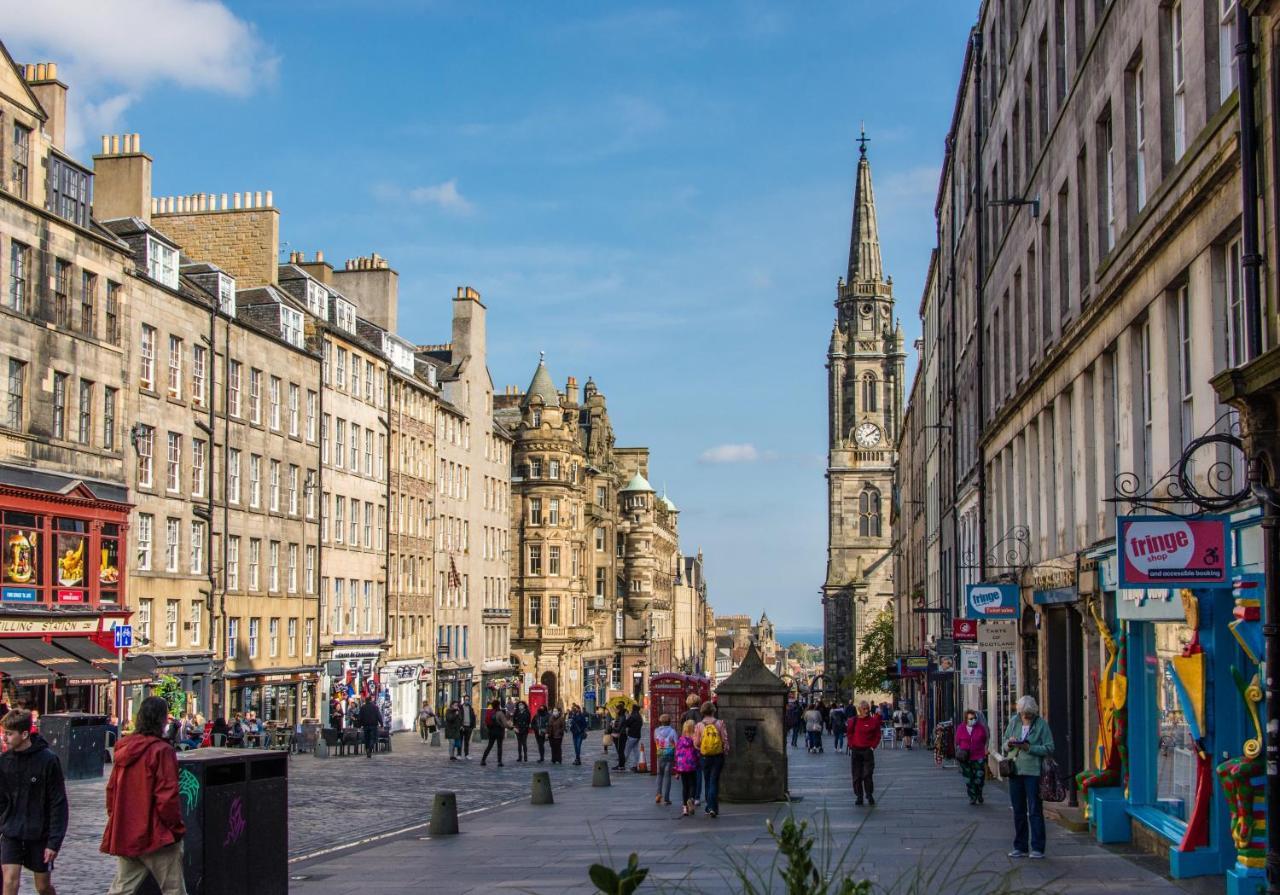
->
[1029, 851, 1045, 859]
[1008, 850, 1028, 858]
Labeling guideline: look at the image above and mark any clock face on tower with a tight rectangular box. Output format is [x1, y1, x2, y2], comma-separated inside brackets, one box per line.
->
[853, 422, 882, 448]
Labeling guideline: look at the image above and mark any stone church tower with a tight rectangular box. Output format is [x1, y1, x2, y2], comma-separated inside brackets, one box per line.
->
[823, 135, 905, 694]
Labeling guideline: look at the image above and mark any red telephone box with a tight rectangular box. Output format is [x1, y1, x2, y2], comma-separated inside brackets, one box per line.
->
[648, 674, 713, 775]
[527, 684, 548, 717]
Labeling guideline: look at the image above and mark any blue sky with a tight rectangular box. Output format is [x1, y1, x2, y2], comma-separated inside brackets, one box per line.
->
[12, 1, 976, 629]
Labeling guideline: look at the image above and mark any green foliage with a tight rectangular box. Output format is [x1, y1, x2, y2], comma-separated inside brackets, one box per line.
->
[787, 642, 821, 665]
[588, 852, 649, 895]
[769, 816, 871, 895]
[846, 610, 896, 697]
[152, 674, 187, 716]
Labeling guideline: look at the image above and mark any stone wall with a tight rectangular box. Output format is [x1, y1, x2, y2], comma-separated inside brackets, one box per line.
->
[153, 207, 279, 288]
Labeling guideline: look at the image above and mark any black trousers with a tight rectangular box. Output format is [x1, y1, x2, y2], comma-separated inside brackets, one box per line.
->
[614, 734, 627, 768]
[363, 726, 378, 757]
[460, 727, 473, 755]
[515, 730, 529, 760]
[851, 747, 875, 799]
[534, 732, 546, 760]
[680, 770, 698, 805]
[481, 729, 504, 763]
[549, 736, 563, 763]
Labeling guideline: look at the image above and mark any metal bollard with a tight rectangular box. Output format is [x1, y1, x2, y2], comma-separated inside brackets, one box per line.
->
[592, 759, 612, 787]
[531, 770, 554, 804]
[429, 791, 459, 835]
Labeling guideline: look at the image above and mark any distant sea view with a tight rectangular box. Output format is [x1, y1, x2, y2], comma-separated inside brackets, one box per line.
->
[775, 628, 822, 648]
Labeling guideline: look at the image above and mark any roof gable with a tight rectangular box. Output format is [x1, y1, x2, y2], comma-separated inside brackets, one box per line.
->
[0, 40, 47, 122]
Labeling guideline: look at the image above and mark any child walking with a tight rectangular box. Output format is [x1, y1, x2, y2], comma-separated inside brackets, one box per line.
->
[0, 708, 68, 895]
[674, 720, 700, 817]
[653, 714, 677, 805]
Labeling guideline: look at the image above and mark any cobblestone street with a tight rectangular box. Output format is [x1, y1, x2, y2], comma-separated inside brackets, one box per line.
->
[51, 729, 615, 894]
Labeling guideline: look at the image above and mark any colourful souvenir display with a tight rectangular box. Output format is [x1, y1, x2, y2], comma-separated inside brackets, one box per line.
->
[1167, 591, 1210, 852]
[1077, 598, 1127, 817]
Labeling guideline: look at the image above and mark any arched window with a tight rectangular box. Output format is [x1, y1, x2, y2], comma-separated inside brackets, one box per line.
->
[858, 486, 882, 537]
[862, 373, 878, 412]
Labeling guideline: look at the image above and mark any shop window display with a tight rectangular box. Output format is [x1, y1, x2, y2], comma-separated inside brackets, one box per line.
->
[1155, 618, 1197, 817]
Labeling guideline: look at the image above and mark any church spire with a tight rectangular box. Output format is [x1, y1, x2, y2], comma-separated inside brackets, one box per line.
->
[846, 126, 884, 285]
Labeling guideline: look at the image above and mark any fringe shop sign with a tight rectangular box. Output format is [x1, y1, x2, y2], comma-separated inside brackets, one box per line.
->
[1117, 516, 1229, 589]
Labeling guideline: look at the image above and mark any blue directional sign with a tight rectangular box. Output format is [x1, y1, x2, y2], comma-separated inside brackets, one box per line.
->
[113, 625, 133, 649]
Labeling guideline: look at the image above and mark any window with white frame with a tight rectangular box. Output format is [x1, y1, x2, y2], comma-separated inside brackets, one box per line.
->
[281, 306, 304, 348]
[192, 344, 207, 407]
[139, 599, 153, 643]
[137, 514, 153, 570]
[269, 617, 279, 657]
[227, 617, 238, 659]
[305, 619, 314, 656]
[146, 236, 179, 289]
[228, 360, 242, 416]
[305, 390, 317, 441]
[269, 541, 280, 592]
[288, 464, 299, 515]
[248, 618, 259, 658]
[167, 335, 182, 398]
[1177, 284, 1194, 451]
[305, 280, 329, 320]
[288, 543, 298, 593]
[228, 449, 241, 503]
[1103, 112, 1115, 252]
[165, 517, 180, 572]
[166, 432, 181, 492]
[227, 535, 240, 589]
[1133, 62, 1147, 211]
[165, 600, 179, 646]
[335, 299, 356, 333]
[1221, 0, 1239, 103]
[217, 273, 236, 316]
[248, 538, 261, 590]
[305, 545, 316, 594]
[269, 459, 280, 511]
[190, 600, 202, 646]
[1172, 1, 1186, 160]
[1225, 237, 1247, 366]
[192, 438, 206, 497]
[190, 520, 204, 574]
[549, 498, 560, 526]
[269, 376, 281, 430]
[288, 618, 297, 656]
[1140, 318, 1154, 484]
[139, 325, 156, 390]
[249, 369, 262, 423]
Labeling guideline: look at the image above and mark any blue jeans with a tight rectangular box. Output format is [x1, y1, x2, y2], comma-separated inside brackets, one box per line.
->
[833, 728, 845, 750]
[656, 754, 674, 801]
[1009, 774, 1045, 853]
[702, 753, 725, 814]
[572, 732, 585, 762]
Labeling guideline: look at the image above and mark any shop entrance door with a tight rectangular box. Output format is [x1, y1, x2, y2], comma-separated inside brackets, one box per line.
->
[1044, 605, 1085, 786]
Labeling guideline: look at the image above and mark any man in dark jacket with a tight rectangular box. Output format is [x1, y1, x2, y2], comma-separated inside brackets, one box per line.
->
[459, 701, 476, 759]
[101, 696, 185, 894]
[0, 709, 67, 895]
[357, 696, 382, 758]
[625, 706, 644, 771]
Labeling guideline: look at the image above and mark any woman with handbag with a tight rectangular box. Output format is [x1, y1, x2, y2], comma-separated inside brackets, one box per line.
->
[1001, 695, 1055, 859]
[953, 708, 989, 805]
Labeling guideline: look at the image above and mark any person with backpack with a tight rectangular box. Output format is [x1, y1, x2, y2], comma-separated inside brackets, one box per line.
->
[512, 701, 532, 762]
[0, 709, 67, 895]
[803, 704, 824, 754]
[674, 720, 701, 817]
[532, 705, 550, 763]
[547, 709, 566, 764]
[652, 713, 678, 806]
[1003, 695, 1055, 859]
[893, 705, 915, 750]
[610, 706, 628, 770]
[624, 705, 644, 772]
[443, 702, 463, 761]
[681, 695, 704, 802]
[693, 702, 729, 818]
[101, 697, 184, 895]
[480, 700, 509, 767]
[846, 700, 883, 806]
[830, 704, 847, 753]
[568, 705, 589, 765]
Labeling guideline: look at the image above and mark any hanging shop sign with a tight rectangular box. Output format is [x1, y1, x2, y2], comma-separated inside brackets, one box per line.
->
[936, 655, 956, 673]
[953, 619, 978, 643]
[903, 655, 930, 672]
[1033, 586, 1077, 605]
[1117, 515, 1229, 588]
[976, 621, 1018, 651]
[965, 583, 1020, 618]
[960, 649, 983, 684]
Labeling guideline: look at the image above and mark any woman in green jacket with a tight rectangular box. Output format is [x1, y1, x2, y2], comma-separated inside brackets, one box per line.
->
[1001, 695, 1055, 859]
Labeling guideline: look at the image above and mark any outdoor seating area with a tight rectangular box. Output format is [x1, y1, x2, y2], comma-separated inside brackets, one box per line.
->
[315, 727, 392, 757]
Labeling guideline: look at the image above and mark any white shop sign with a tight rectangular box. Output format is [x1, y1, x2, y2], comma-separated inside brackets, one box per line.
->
[977, 621, 1018, 651]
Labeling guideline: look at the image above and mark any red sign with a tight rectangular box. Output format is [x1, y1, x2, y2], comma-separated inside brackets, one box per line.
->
[56, 589, 85, 603]
[953, 619, 978, 643]
[1118, 516, 1229, 588]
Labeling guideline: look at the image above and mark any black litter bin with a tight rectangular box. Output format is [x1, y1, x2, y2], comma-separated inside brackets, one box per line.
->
[137, 748, 287, 895]
[39, 713, 107, 780]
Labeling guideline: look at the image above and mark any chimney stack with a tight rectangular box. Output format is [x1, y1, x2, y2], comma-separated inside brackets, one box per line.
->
[565, 376, 580, 405]
[92, 133, 152, 223]
[24, 63, 67, 152]
[333, 253, 397, 331]
[297, 251, 334, 286]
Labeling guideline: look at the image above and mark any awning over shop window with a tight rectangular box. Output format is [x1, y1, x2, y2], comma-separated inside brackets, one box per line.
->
[51, 638, 157, 683]
[0, 648, 56, 686]
[4, 638, 111, 685]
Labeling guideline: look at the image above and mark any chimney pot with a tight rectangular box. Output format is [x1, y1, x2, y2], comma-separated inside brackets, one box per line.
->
[47, 63, 57, 80]
[254, 191, 263, 207]
[265, 190, 273, 207]
[110, 135, 120, 154]
[35, 63, 46, 80]
[132, 132, 139, 151]
[100, 136, 109, 154]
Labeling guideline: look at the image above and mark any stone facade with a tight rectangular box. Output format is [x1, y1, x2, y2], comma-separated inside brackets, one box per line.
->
[152, 198, 279, 289]
[823, 142, 906, 696]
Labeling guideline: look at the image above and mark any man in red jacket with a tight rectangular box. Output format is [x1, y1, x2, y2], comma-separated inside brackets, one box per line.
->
[101, 696, 186, 895]
[846, 700, 883, 807]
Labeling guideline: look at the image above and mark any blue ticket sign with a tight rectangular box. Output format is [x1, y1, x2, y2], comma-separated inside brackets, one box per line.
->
[1, 587, 36, 603]
[965, 583, 1020, 618]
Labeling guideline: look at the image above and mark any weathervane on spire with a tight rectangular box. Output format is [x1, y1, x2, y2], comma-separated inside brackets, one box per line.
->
[539, 349, 545, 363]
[857, 123, 870, 158]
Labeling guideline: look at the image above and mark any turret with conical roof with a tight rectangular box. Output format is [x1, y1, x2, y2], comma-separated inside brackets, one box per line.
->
[522, 351, 560, 409]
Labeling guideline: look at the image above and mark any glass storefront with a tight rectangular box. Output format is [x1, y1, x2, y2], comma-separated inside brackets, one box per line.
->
[1154, 619, 1196, 817]
[2, 510, 125, 606]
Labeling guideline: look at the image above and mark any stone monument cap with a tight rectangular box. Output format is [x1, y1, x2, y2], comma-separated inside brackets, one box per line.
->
[716, 643, 788, 695]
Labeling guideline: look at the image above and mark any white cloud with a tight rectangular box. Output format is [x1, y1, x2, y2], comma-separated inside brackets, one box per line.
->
[698, 443, 776, 464]
[7, 0, 277, 153]
[375, 179, 475, 215]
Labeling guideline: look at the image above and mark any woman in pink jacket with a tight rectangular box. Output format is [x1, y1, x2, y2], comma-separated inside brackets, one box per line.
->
[953, 708, 989, 805]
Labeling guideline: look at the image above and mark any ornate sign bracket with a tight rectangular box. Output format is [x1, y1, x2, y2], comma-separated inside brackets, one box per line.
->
[1106, 414, 1251, 518]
